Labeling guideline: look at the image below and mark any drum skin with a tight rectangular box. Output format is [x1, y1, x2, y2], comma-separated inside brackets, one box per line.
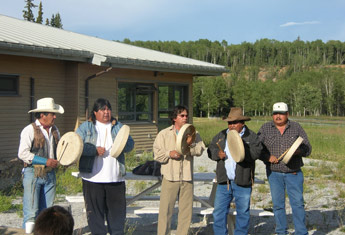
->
[110, 125, 130, 158]
[57, 132, 83, 166]
[176, 124, 196, 155]
[282, 136, 304, 164]
[227, 130, 245, 163]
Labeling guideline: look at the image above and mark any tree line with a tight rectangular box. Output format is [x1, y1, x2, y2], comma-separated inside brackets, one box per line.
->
[23, 0, 63, 28]
[122, 38, 345, 70]
[122, 38, 345, 117]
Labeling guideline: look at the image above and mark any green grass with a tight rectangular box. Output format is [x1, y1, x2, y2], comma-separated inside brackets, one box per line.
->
[0, 180, 24, 213]
[0, 194, 13, 212]
[194, 116, 345, 184]
[125, 149, 154, 171]
[256, 184, 269, 194]
[55, 165, 83, 195]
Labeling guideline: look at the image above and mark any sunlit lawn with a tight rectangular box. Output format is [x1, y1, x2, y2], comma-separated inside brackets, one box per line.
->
[194, 116, 345, 184]
[193, 116, 345, 162]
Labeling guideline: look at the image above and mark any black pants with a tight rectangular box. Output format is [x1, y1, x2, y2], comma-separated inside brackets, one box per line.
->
[82, 180, 126, 235]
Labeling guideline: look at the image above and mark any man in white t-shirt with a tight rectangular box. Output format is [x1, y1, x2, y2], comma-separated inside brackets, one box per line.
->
[76, 98, 134, 235]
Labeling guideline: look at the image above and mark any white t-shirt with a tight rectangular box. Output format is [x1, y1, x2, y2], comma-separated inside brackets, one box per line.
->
[81, 121, 124, 183]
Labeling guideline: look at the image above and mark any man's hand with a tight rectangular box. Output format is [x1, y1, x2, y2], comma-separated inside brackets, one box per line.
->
[170, 150, 181, 159]
[46, 159, 59, 168]
[97, 147, 106, 156]
[218, 150, 226, 160]
[269, 155, 278, 164]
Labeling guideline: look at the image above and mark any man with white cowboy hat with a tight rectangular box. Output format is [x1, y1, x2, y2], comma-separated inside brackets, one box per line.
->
[258, 102, 311, 235]
[207, 107, 263, 235]
[153, 105, 206, 235]
[18, 97, 64, 229]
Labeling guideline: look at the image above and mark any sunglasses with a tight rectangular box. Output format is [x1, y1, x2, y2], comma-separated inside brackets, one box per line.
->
[228, 121, 241, 125]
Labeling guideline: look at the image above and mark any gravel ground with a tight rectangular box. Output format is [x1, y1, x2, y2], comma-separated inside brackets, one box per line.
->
[1, 150, 345, 234]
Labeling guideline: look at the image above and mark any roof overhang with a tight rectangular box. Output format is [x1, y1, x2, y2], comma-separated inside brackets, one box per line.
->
[0, 41, 228, 76]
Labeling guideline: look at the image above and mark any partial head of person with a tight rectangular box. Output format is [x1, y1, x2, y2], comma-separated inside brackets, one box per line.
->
[91, 98, 113, 124]
[272, 102, 289, 127]
[170, 105, 189, 130]
[223, 107, 250, 133]
[28, 97, 64, 127]
[33, 205, 74, 235]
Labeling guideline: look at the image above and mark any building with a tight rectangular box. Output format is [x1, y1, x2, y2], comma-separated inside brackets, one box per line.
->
[0, 14, 227, 161]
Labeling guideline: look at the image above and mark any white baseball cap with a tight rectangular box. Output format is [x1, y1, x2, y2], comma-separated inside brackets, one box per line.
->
[273, 102, 288, 114]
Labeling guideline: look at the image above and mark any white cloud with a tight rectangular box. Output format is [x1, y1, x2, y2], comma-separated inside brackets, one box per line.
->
[280, 21, 320, 27]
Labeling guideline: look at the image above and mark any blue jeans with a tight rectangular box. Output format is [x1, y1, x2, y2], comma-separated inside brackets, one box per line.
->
[267, 169, 307, 235]
[213, 182, 252, 235]
[22, 167, 56, 227]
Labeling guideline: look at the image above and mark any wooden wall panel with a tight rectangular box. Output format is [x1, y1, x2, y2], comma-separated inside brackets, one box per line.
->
[1, 55, 194, 159]
[0, 55, 78, 160]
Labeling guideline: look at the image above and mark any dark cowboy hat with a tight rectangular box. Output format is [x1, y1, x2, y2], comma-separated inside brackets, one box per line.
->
[223, 107, 251, 122]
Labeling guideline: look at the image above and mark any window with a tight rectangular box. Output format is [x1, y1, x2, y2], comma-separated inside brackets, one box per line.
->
[0, 75, 19, 96]
[158, 84, 188, 130]
[118, 83, 154, 122]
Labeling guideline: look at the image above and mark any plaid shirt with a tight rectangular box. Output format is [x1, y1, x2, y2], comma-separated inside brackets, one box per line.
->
[258, 120, 312, 173]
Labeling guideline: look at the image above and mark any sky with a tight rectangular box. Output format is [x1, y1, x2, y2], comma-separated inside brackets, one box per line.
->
[2, 0, 345, 44]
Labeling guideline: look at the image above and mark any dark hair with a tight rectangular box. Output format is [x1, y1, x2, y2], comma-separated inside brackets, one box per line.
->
[90, 98, 113, 124]
[33, 205, 74, 235]
[170, 105, 188, 125]
[34, 112, 50, 119]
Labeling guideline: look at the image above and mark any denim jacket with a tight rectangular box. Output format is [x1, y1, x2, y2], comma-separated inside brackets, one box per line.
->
[76, 119, 135, 175]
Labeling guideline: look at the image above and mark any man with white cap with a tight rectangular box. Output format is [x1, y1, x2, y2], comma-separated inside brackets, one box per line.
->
[154, 105, 205, 235]
[18, 97, 64, 228]
[207, 107, 262, 235]
[258, 102, 311, 235]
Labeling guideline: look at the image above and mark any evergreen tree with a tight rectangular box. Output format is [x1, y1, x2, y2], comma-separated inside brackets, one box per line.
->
[23, 0, 37, 22]
[53, 13, 63, 29]
[36, 1, 43, 24]
[50, 14, 55, 27]
[49, 13, 63, 29]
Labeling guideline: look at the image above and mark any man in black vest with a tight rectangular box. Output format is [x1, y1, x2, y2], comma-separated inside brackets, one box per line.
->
[18, 97, 64, 230]
[207, 107, 263, 235]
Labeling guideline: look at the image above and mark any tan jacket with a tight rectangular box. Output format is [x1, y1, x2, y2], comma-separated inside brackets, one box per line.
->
[153, 125, 205, 181]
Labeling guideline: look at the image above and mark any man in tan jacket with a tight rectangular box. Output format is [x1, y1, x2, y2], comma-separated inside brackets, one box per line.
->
[154, 105, 205, 235]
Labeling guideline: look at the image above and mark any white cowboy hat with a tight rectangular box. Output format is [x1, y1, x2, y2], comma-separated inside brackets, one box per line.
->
[227, 130, 245, 162]
[28, 97, 64, 114]
[110, 125, 130, 158]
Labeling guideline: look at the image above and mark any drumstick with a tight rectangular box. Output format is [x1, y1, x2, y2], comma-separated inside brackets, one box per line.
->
[277, 147, 290, 161]
[216, 139, 223, 151]
[59, 142, 68, 162]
